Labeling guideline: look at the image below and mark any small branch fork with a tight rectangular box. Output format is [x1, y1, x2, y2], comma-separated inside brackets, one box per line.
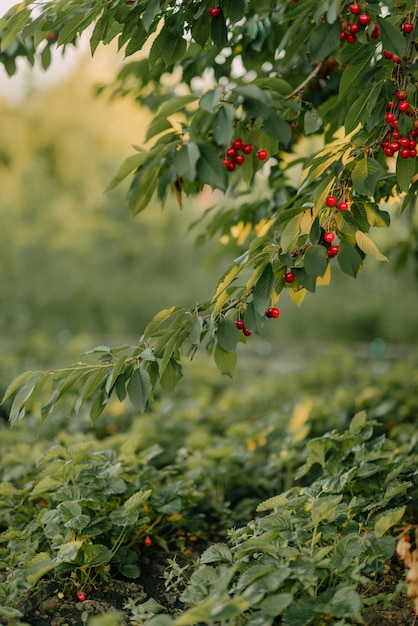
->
[285, 63, 323, 101]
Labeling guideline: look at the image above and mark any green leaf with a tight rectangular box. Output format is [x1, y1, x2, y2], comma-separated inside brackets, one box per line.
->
[127, 368, 152, 413]
[228, 0, 247, 23]
[200, 543, 233, 564]
[200, 87, 222, 113]
[160, 358, 183, 391]
[327, 588, 361, 618]
[196, 143, 228, 190]
[396, 153, 417, 193]
[24, 553, 56, 586]
[162, 31, 187, 67]
[214, 345, 237, 378]
[281, 216, 300, 253]
[9, 372, 42, 425]
[352, 157, 383, 196]
[355, 231, 388, 262]
[106, 152, 148, 192]
[2, 369, 38, 404]
[345, 95, 369, 135]
[212, 105, 235, 146]
[146, 117, 173, 142]
[311, 495, 343, 525]
[304, 245, 327, 277]
[307, 21, 341, 62]
[253, 263, 274, 315]
[174, 142, 200, 180]
[217, 319, 240, 351]
[304, 110, 322, 135]
[339, 46, 374, 101]
[210, 10, 228, 48]
[81, 544, 113, 566]
[0, 8, 31, 51]
[143, 0, 160, 33]
[265, 115, 293, 146]
[158, 95, 198, 119]
[337, 239, 362, 277]
[144, 306, 180, 337]
[128, 158, 161, 216]
[374, 506, 406, 537]
[376, 16, 407, 58]
[90, 12, 110, 55]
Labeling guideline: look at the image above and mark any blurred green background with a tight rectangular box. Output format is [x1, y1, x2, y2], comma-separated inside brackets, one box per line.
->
[0, 48, 417, 396]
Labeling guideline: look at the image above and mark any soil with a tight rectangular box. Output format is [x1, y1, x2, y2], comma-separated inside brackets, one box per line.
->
[17, 553, 415, 626]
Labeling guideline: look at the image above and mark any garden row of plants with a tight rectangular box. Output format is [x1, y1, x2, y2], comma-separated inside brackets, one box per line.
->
[1, 346, 417, 625]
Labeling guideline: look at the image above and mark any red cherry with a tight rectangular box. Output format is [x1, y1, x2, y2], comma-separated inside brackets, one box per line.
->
[399, 101, 409, 112]
[399, 137, 410, 147]
[410, 149, 417, 157]
[396, 89, 407, 100]
[284, 271, 295, 284]
[257, 149, 268, 161]
[226, 161, 236, 171]
[266, 307, 280, 318]
[225, 147, 236, 157]
[327, 245, 339, 258]
[400, 148, 410, 158]
[349, 3, 361, 15]
[242, 143, 253, 154]
[371, 25, 380, 39]
[391, 119, 398, 129]
[232, 138, 243, 150]
[383, 50, 393, 59]
[243, 327, 252, 336]
[392, 129, 401, 139]
[385, 112, 395, 123]
[340, 31, 347, 41]
[392, 55, 401, 63]
[144, 536, 152, 546]
[349, 23, 360, 34]
[409, 140, 417, 149]
[389, 141, 400, 152]
[384, 148, 394, 156]
[337, 201, 348, 210]
[346, 34, 356, 44]
[45, 32, 57, 41]
[77, 593, 86, 602]
[208, 7, 221, 17]
[325, 195, 337, 207]
[235, 154, 245, 164]
[402, 23, 414, 34]
[358, 13, 371, 26]
[323, 232, 335, 243]
[235, 319, 245, 330]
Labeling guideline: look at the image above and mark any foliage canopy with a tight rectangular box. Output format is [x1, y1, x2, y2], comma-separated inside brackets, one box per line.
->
[0, 0, 417, 419]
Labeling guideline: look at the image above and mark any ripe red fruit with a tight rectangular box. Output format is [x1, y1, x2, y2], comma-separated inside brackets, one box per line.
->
[399, 137, 410, 148]
[337, 201, 348, 210]
[242, 143, 253, 154]
[392, 55, 401, 63]
[385, 112, 395, 123]
[349, 3, 361, 15]
[243, 327, 252, 336]
[349, 23, 360, 34]
[371, 24, 380, 39]
[384, 148, 394, 157]
[323, 232, 335, 243]
[340, 31, 347, 41]
[208, 7, 221, 17]
[284, 271, 295, 284]
[327, 245, 339, 258]
[396, 89, 407, 100]
[400, 148, 410, 158]
[389, 141, 400, 151]
[235, 319, 245, 330]
[235, 154, 245, 164]
[402, 23, 414, 34]
[325, 195, 337, 207]
[266, 307, 280, 318]
[410, 149, 417, 158]
[232, 138, 243, 150]
[346, 34, 356, 44]
[45, 32, 57, 41]
[399, 101, 409, 112]
[392, 129, 401, 139]
[226, 161, 236, 171]
[225, 147, 236, 157]
[409, 140, 417, 149]
[77, 593, 86, 602]
[383, 50, 393, 59]
[358, 13, 371, 26]
[386, 101, 394, 110]
[144, 536, 152, 546]
[257, 149, 268, 161]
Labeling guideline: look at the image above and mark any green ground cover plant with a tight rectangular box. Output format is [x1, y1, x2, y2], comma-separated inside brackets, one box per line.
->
[1, 349, 417, 625]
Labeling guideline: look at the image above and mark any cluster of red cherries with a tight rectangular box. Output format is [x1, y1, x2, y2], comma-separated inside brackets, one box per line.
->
[340, 4, 378, 44]
[235, 306, 280, 336]
[222, 138, 268, 172]
[382, 91, 418, 159]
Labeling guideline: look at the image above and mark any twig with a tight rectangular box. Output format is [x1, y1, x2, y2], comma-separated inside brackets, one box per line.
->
[285, 63, 323, 100]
